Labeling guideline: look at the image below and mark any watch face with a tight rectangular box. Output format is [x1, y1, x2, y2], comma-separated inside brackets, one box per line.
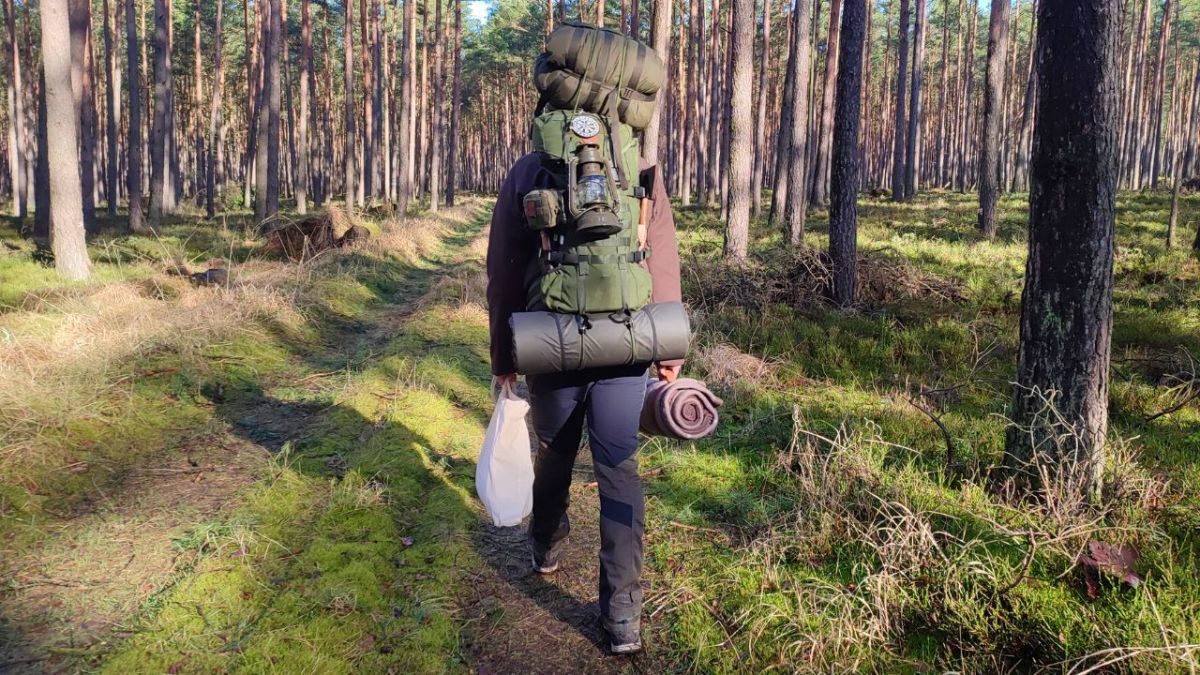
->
[569, 115, 601, 138]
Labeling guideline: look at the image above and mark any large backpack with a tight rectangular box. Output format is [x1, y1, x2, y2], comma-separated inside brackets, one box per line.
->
[523, 109, 653, 316]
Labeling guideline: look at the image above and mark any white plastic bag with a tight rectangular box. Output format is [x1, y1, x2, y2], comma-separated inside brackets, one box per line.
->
[475, 380, 534, 527]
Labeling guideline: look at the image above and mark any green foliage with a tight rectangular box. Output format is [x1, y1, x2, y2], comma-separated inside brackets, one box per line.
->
[655, 190, 1200, 671]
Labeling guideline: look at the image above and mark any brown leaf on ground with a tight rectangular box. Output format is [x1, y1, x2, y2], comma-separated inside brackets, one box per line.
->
[1077, 541, 1143, 595]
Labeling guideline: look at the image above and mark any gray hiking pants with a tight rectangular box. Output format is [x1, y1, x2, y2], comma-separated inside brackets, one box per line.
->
[526, 364, 647, 624]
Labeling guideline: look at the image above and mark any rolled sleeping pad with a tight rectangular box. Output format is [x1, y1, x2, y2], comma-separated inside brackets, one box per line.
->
[510, 301, 690, 376]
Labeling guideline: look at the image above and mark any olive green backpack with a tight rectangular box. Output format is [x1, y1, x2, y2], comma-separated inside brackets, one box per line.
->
[522, 109, 653, 316]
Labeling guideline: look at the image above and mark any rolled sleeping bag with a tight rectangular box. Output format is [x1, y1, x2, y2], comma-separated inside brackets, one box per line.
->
[510, 301, 690, 376]
[533, 56, 659, 130]
[640, 378, 723, 440]
[542, 22, 666, 96]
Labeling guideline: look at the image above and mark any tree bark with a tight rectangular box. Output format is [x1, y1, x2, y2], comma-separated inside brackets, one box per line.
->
[641, 0, 672, 166]
[1146, 0, 1170, 189]
[751, 0, 771, 215]
[1003, 0, 1119, 499]
[784, 0, 813, 244]
[830, 0, 866, 307]
[206, 0, 225, 218]
[428, 0, 444, 212]
[446, 0, 461, 206]
[809, 0, 841, 206]
[890, 0, 909, 200]
[400, 0, 416, 213]
[903, 0, 925, 199]
[69, 0, 97, 230]
[103, 0, 120, 219]
[3, 0, 25, 217]
[1168, 57, 1198, 248]
[768, 4, 795, 222]
[344, 0, 357, 208]
[148, 0, 170, 227]
[40, 0, 92, 279]
[977, 0, 1010, 238]
[34, 70, 48, 240]
[297, 0, 311, 214]
[124, 0, 145, 231]
[265, 0, 281, 221]
[724, 0, 755, 260]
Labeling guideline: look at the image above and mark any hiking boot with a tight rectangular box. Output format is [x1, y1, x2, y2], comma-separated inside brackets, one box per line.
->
[601, 616, 642, 655]
[529, 536, 567, 574]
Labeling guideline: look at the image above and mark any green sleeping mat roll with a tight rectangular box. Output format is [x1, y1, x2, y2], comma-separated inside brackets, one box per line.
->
[509, 302, 691, 375]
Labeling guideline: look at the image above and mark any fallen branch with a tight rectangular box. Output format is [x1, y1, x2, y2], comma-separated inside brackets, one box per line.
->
[1144, 385, 1200, 423]
[906, 395, 957, 470]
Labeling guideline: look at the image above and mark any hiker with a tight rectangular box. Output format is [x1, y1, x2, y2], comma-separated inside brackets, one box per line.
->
[485, 24, 684, 656]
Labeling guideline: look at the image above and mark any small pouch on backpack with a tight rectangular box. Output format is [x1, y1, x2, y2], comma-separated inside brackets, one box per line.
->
[523, 189, 562, 231]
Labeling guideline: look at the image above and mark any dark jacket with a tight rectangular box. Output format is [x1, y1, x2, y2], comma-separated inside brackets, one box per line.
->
[486, 153, 684, 376]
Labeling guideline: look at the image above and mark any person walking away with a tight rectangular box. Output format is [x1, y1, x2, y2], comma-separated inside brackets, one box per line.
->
[486, 149, 683, 656]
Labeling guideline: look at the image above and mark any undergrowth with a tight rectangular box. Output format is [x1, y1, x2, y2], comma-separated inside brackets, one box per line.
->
[2, 189, 1198, 673]
[651, 190, 1200, 671]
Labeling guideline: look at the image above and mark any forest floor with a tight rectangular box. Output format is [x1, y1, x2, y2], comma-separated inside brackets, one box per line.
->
[0, 190, 1198, 673]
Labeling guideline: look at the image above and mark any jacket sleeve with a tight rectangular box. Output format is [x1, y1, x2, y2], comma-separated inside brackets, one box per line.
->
[644, 164, 686, 368]
[486, 158, 537, 376]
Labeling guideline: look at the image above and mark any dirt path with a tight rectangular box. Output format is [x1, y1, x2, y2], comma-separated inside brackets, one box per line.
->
[1, 202, 674, 673]
[462, 446, 668, 675]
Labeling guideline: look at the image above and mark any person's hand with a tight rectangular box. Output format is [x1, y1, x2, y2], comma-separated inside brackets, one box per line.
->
[655, 364, 681, 383]
[494, 373, 518, 389]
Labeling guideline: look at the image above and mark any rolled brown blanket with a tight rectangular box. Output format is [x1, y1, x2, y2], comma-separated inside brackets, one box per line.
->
[640, 378, 724, 440]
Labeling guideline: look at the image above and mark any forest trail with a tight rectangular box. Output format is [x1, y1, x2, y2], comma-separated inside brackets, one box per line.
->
[0, 199, 660, 673]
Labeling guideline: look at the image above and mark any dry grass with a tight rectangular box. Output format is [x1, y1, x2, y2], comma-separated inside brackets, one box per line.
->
[686, 246, 968, 312]
[693, 342, 780, 391]
[720, 401, 1183, 670]
[0, 200, 486, 520]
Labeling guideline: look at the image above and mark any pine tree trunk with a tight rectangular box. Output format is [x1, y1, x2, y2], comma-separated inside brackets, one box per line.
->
[148, 0, 169, 227]
[103, 0, 119, 218]
[344, 0, 357, 208]
[890, 0, 909, 200]
[724, 0, 755, 260]
[446, 0, 461, 206]
[704, 0, 723, 205]
[1168, 58, 1198, 248]
[34, 71, 48, 240]
[1003, 0, 1118, 499]
[830, 0, 866, 306]
[428, 0, 444, 212]
[400, 0, 416, 213]
[3, 0, 25, 217]
[206, 0, 225, 218]
[296, 0, 311, 214]
[903, 0, 925, 200]
[934, 0, 949, 187]
[1123, 0, 1150, 188]
[809, 0, 841, 206]
[751, 0, 771, 215]
[641, 0, 672, 166]
[977, 0, 1009, 239]
[1013, 1, 1038, 192]
[265, 0, 280, 218]
[69, 0, 97, 230]
[784, 0, 813, 244]
[691, 0, 706, 204]
[1146, 0, 1170, 189]
[191, 0, 203, 205]
[40, 0, 91, 279]
[124, 0, 144, 231]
